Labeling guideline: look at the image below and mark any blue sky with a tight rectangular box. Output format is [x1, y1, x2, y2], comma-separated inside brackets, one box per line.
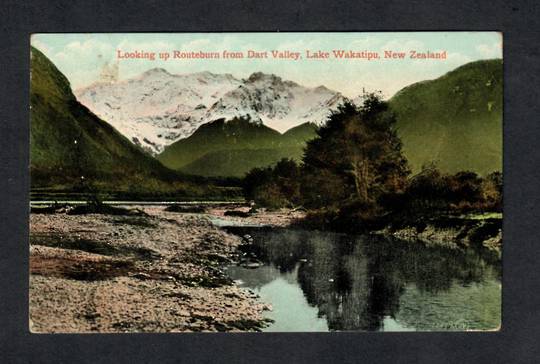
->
[32, 32, 502, 98]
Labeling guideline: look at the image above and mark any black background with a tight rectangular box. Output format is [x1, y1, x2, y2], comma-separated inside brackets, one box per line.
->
[1, 1, 539, 363]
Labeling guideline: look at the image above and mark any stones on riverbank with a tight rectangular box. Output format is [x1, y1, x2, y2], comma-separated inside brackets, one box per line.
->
[224, 210, 251, 218]
[239, 259, 264, 269]
[379, 217, 502, 254]
[225, 318, 273, 332]
[207, 206, 306, 227]
[31, 202, 148, 216]
[29, 207, 269, 333]
[68, 204, 148, 216]
[31, 203, 69, 214]
[164, 205, 207, 213]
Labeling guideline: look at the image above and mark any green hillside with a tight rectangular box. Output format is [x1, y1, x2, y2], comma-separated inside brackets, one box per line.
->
[30, 46, 177, 188]
[158, 120, 317, 177]
[180, 147, 304, 177]
[30, 47, 235, 199]
[389, 59, 502, 175]
[281, 122, 318, 144]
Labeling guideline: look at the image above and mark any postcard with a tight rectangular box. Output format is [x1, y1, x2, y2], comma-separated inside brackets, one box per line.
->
[29, 32, 502, 333]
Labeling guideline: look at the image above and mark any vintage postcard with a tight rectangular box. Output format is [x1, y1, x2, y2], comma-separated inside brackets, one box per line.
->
[29, 32, 502, 333]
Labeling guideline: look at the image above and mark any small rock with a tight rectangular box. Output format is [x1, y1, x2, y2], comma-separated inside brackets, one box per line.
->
[262, 304, 273, 311]
[132, 272, 151, 280]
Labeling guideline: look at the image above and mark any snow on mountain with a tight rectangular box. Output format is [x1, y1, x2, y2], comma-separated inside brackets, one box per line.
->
[76, 69, 347, 154]
[207, 72, 348, 133]
[76, 69, 241, 154]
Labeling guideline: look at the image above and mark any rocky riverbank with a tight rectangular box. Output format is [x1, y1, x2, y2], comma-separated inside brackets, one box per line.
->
[207, 205, 306, 227]
[375, 215, 502, 255]
[29, 204, 500, 333]
[29, 206, 273, 333]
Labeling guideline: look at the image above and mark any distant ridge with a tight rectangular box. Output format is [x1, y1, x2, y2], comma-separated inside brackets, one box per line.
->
[158, 119, 318, 177]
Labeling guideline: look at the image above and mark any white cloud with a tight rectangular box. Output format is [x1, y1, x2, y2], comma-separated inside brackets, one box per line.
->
[55, 39, 115, 62]
[30, 37, 53, 56]
[117, 39, 174, 54]
[476, 42, 502, 58]
[446, 51, 473, 65]
[380, 39, 425, 52]
[350, 37, 376, 48]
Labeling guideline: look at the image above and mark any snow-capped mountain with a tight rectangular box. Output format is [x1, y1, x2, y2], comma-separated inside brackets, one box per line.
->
[75, 69, 241, 154]
[76, 69, 347, 154]
[207, 72, 347, 133]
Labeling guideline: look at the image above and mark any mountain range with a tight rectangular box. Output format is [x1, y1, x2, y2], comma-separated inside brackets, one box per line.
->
[34, 46, 502, 182]
[76, 69, 346, 154]
[156, 60, 502, 177]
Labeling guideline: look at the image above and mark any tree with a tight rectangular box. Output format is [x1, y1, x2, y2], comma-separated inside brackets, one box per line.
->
[272, 158, 302, 204]
[243, 166, 273, 201]
[405, 163, 450, 212]
[243, 158, 302, 208]
[301, 93, 410, 215]
[403, 166, 502, 214]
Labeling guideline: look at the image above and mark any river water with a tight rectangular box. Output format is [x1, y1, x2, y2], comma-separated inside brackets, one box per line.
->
[224, 227, 501, 332]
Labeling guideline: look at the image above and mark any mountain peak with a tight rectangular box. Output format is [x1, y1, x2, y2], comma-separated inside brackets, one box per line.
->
[246, 72, 302, 91]
[30, 46, 176, 187]
[245, 72, 300, 87]
[314, 85, 330, 92]
[193, 70, 216, 78]
[389, 58, 502, 175]
[247, 72, 281, 83]
[142, 67, 172, 77]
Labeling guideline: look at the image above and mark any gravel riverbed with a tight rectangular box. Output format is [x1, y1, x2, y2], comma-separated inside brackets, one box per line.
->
[29, 206, 291, 333]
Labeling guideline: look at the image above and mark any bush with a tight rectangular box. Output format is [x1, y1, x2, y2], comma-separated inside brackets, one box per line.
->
[403, 164, 502, 215]
[243, 159, 302, 208]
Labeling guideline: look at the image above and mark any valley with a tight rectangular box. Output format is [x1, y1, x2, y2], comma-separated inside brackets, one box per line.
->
[29, 40, 503, 333]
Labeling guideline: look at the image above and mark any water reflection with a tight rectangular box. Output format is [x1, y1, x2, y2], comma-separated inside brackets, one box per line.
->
[225, 227, 501, 331]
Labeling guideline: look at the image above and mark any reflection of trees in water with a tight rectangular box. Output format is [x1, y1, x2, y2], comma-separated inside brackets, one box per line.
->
[240, 228, 500, 331]
[236, 228, 309, 273]
[392, 269, 501, 331]
[298, 236, 375, 330]
[366, 235, 500, 293]
[226, 265, 292, 289]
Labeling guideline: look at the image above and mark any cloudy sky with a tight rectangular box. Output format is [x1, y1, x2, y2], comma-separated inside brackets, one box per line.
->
[32, 32, 502, 98]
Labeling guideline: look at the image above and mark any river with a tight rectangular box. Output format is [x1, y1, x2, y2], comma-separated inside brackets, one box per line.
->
[224, 226, 501, 332]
